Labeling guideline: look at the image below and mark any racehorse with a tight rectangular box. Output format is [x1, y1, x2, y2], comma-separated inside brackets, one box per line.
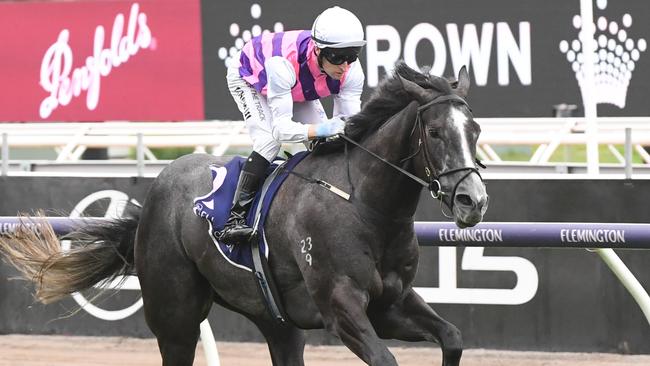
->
[0, 62, 488, 366]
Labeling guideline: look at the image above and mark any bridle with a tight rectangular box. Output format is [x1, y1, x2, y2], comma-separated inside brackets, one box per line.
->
[339, 93, 484, 216]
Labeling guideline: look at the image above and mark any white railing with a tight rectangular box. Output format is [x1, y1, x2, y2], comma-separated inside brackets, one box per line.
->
[2, 117, 650, 176]
[475, 117, 650, 164]
[0, 121, 250, 161]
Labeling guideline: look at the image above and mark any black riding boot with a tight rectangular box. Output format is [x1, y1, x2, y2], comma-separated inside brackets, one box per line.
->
[219, 151, 270, 245]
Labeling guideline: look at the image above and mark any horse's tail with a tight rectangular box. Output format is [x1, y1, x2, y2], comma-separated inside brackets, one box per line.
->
[0, 208, 140, 304]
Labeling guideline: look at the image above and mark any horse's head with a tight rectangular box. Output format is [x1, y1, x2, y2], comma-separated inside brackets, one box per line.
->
[398, 66, 488, 228]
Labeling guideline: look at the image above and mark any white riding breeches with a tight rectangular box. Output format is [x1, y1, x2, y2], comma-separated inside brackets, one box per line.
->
[226, 66, 325, 162]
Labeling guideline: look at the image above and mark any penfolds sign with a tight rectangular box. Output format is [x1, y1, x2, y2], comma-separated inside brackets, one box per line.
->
[40, 4, 153, 119]
[0, 0, 203, 122]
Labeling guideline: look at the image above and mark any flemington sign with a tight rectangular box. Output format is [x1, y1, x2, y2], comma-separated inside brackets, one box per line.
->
[1, 177, 649, 351]
[0, 0, 204, 121]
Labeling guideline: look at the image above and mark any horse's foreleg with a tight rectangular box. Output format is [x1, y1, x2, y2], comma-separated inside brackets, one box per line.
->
[369, 289, 462, 366]
[322, 278, 398, 366]
[256, 321, 306, 366]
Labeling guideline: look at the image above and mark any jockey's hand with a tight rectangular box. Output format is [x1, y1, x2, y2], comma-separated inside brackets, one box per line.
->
[314, 117, 346, 138]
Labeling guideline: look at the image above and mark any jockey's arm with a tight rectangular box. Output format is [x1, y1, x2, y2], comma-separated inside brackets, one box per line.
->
[265, 57, 313, 142]
[333, 61, 364, 118]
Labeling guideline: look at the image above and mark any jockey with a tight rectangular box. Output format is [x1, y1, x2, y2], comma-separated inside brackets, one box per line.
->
[220, 6, 366, 245]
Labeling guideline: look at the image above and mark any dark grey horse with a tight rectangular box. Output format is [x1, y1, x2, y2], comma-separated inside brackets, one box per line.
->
[0, 62, 487, 366]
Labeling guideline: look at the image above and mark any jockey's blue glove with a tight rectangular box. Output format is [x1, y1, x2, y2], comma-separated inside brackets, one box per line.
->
[314, 117, 346, 138]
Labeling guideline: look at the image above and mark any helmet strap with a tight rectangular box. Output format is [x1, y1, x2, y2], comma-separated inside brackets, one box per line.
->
[314, 47, 326, 72]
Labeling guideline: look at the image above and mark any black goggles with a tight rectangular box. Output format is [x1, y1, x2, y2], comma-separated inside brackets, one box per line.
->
[321, 47, 361, 65]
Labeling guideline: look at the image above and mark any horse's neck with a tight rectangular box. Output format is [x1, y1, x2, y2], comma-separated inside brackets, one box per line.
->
[349, 102, 423, 220]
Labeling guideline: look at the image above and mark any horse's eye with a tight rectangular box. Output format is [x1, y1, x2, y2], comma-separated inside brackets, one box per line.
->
[428, 128, 440, 139]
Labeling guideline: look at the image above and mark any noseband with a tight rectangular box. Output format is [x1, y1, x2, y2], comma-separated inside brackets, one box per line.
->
[340, 93, 483, 215]
[413, 95, 482, 201]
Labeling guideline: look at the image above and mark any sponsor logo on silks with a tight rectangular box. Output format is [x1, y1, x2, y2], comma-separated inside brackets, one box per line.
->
[218, 3, 285, 68]
[234, 86, 252, 120]
[559, 0, 646, 108]
[39, 3, 153, 119]
[560, 229, 626, 244]
[438, 228, 504, 242]
[62, 190, 143, 321]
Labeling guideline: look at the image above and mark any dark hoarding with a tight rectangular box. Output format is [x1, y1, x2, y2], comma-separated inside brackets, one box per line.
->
[202, 0, 650, 119]
[1, 175, 649, 353]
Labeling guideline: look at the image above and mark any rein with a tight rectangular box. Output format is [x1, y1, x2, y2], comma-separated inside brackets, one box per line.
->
[340, 93, 483, 216]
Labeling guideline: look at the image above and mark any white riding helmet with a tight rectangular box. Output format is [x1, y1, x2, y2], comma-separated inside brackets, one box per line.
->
[311, 6, 366, 49]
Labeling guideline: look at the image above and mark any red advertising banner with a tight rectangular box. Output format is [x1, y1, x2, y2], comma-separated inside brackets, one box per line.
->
[0, 0, 204, 122]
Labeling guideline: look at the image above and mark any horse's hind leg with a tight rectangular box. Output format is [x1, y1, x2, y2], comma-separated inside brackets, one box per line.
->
[255, 319, 306, 366]
[369, 289, 462, 366]
[137, 235, 213, 365]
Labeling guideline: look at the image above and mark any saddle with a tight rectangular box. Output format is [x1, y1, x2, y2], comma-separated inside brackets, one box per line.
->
[193, 151, 309, 322]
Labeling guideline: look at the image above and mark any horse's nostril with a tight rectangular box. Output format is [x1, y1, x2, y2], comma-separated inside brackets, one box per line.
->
[455, 194, 473, 207]
[480, 195, 489, 210]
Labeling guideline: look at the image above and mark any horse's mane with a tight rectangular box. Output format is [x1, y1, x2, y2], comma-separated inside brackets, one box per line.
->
[346, 62, 452, 142]
[313, 62, 453, 154]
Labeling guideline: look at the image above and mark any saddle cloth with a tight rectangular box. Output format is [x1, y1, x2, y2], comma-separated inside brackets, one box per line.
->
[192, 151, 309, 271]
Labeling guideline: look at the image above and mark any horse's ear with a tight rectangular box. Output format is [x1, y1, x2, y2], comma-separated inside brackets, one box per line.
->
[455, 65, 470, 98]
[397, 74, 431, 104]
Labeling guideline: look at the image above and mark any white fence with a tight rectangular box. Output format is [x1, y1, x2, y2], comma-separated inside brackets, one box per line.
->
[476, 117, 650, 164]
[2, 117, 650, 176]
